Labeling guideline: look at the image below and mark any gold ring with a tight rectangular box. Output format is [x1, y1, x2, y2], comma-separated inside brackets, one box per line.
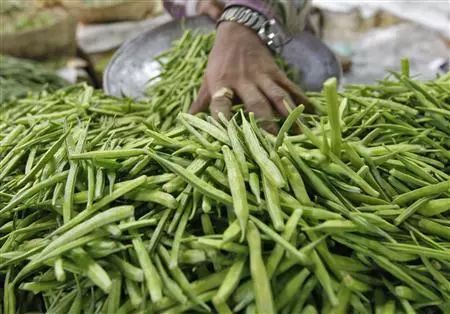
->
[212, 87, 233, 100]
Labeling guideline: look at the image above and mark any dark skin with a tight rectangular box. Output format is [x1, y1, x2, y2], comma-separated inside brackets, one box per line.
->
[190, 0, 310, 133]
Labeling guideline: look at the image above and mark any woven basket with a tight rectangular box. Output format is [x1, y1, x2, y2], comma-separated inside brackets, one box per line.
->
[62, 0, 155, 24]
[0, 8, 77, 59]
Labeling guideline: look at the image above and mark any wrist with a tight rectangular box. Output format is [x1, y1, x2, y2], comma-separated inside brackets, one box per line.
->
[217, 6, 287, 53]
[216, 21, 270, 51]
[217, 21, 258, 39]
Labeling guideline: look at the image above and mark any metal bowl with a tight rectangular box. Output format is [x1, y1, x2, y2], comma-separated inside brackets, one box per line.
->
[104, 16, 341, 99]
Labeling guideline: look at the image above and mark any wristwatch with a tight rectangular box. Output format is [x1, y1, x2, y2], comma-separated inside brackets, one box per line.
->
[217, 6, 288, 54]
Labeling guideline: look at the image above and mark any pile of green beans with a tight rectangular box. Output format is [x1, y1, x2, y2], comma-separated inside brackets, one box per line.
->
[0, 55, 67, 104]
[144, 31, 214, 130]
[1, 32, 450, 313]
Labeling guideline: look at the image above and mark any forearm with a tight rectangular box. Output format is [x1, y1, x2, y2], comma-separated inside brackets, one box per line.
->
[224, 0, 312, 34]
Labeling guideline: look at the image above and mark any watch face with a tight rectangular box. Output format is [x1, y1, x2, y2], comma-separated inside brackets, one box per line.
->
[259, 19, 287, 52]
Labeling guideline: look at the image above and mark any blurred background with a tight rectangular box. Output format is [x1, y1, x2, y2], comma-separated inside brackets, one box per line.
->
[1, 0, 449, 92]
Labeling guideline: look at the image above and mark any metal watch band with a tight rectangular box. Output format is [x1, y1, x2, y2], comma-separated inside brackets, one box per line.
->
[217, 6, 287, 53]
[218, 6, 267, 32]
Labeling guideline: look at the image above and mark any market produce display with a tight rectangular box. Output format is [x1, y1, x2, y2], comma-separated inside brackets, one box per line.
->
[61, 0, 154, 24]
[1, 32, 450, 314]
[0, 55, 67, 104]
[0, 0, 56, 34]
[0, 1, 76, 60]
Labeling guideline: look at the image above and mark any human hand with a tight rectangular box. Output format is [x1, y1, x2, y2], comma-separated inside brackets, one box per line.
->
[190, 21, 310, 133]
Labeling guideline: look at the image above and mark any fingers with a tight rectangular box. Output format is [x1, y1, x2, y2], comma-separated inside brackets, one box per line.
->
[191, 82, 233, 120]
[210, 87, 233, 120]
[237, 84, 279, 134]
[189, 80, 210, 114]
[258, 77, 295, 117]
[275, 73, 313, 113]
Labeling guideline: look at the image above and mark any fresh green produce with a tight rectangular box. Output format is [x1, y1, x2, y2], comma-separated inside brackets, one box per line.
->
[0, 5, 56, 34]
[0, 55, 66, 104]
[144, 32, 215, 129]
[0, 0, 24, 15]
[1, 31, 450, 314]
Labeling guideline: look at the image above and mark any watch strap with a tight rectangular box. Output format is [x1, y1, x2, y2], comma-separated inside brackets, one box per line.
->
[217, 6, 287, 53]
[218, 6, 267, 32]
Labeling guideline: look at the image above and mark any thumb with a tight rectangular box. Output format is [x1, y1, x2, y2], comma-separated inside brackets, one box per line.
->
[190, 82, 210, 114]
